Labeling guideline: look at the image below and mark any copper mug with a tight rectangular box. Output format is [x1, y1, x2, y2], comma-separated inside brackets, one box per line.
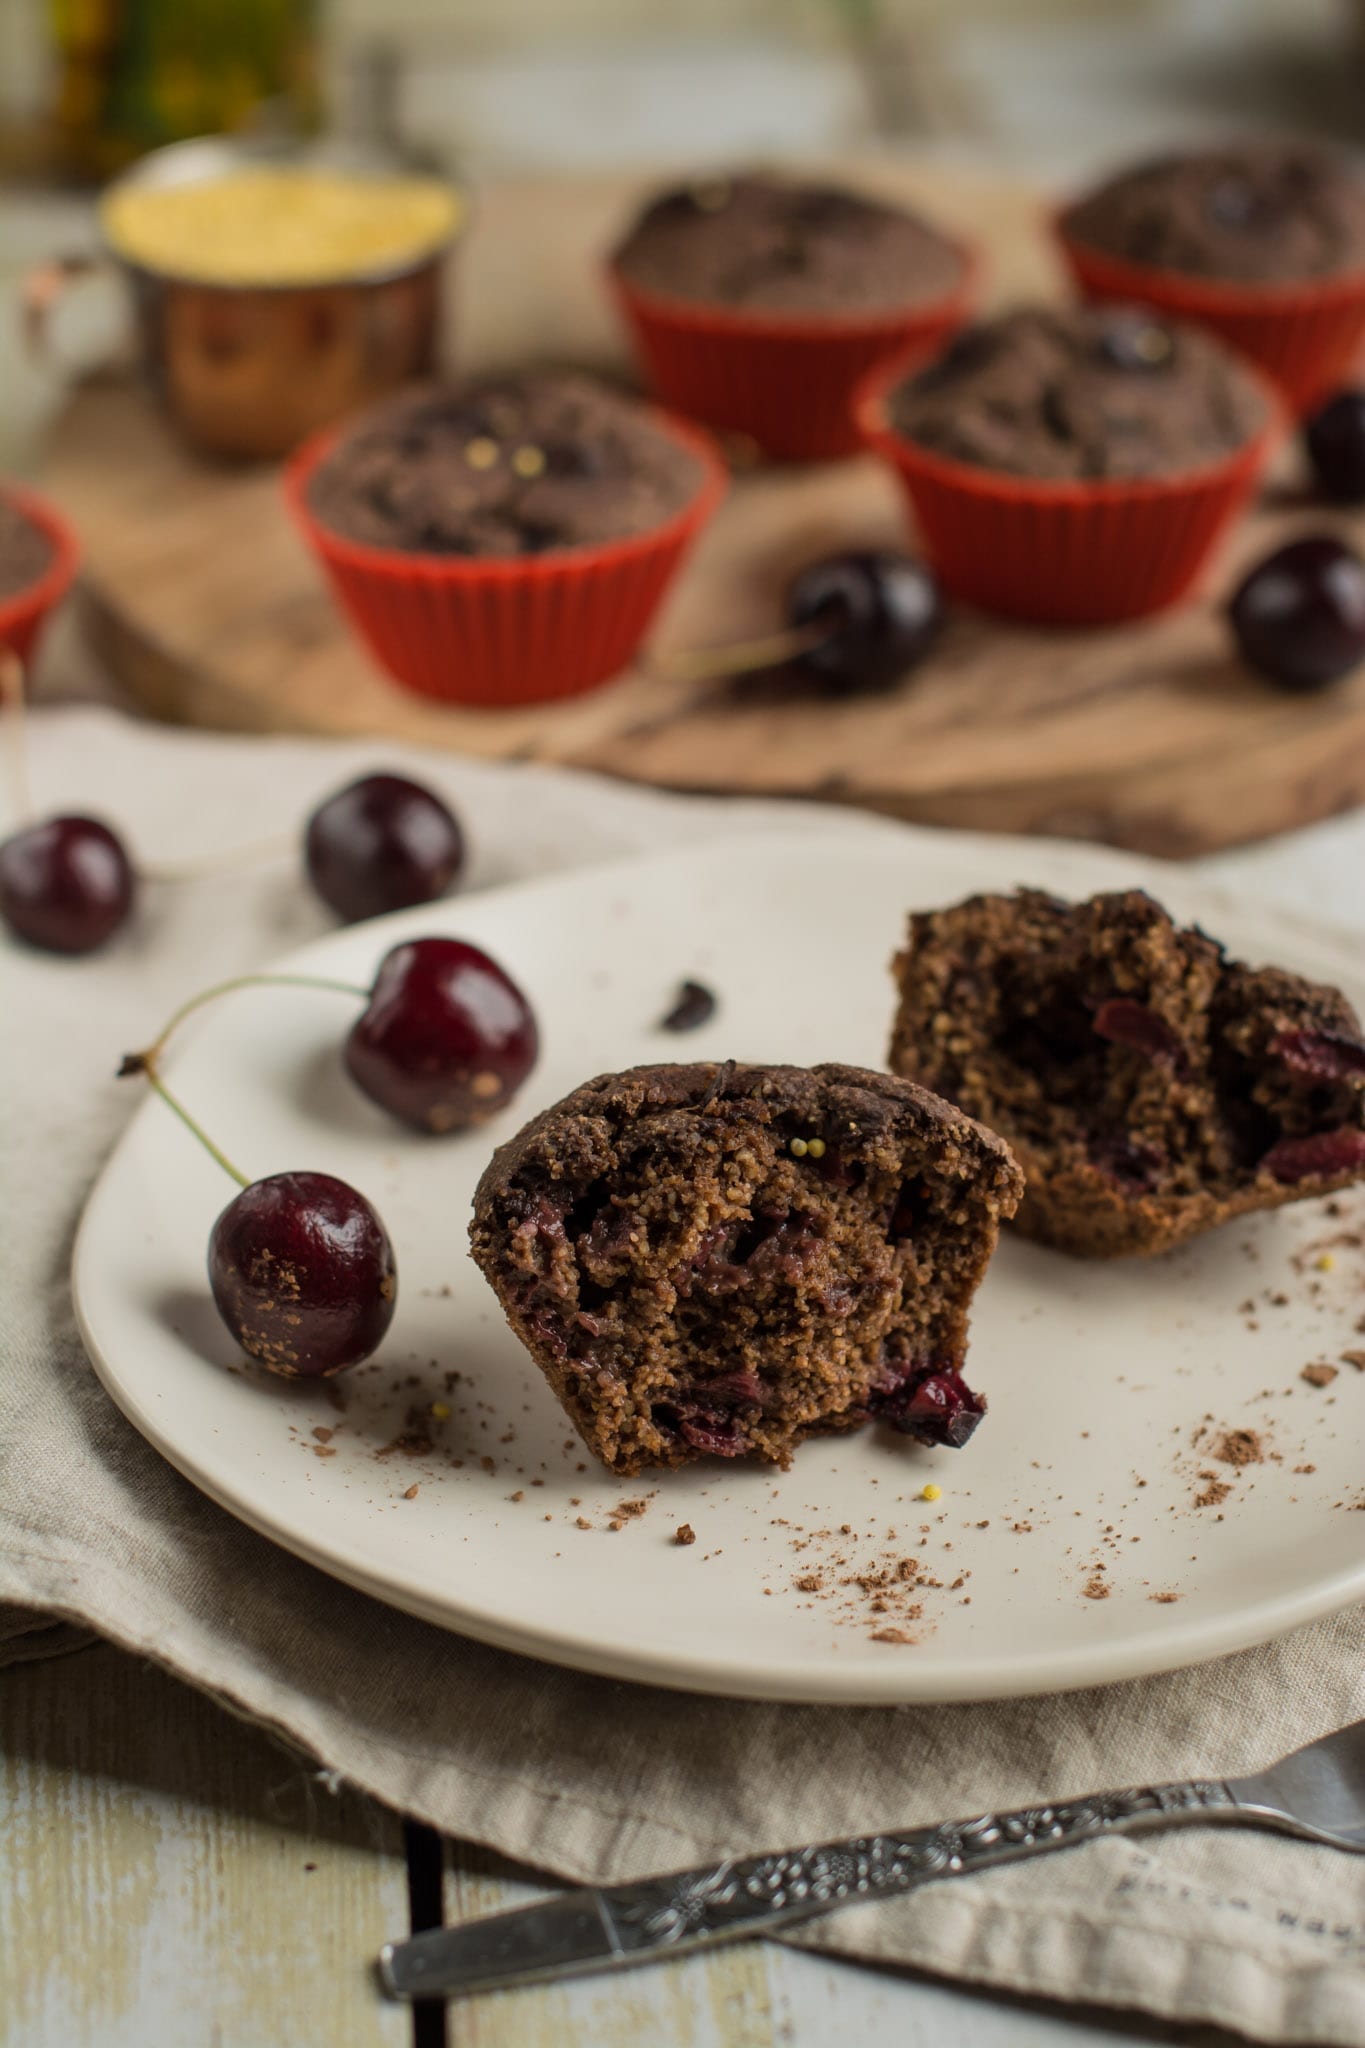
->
[25, 135, 464, 461]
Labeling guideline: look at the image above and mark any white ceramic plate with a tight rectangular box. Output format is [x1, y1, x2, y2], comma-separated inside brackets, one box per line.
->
[73, 830, 1365, 1703]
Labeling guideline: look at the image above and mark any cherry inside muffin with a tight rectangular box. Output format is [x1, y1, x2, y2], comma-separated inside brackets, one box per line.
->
[470, 1061, 1022, 1475]
[889, 889, 1365, 1258]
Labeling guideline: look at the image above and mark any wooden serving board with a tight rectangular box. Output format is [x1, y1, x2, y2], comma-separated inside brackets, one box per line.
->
[36, 165, 1365, 858]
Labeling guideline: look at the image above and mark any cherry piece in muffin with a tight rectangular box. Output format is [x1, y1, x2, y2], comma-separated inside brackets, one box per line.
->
[888, 889, 1365, 1258]
[469, 1060, 1022, 1476]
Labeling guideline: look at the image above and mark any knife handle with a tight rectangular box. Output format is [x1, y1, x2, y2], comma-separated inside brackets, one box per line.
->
[380, 1777, 1237, 1999]
[598, 1777, 1237, 1945]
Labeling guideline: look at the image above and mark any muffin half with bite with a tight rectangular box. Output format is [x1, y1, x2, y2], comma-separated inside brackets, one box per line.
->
[470, 1060, 1022, 1475]
[286, 369, 725, 707]
[889, 888, 1365, 1257]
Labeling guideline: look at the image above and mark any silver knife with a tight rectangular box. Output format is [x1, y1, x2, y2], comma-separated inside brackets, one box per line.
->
[379, 1716, 1365, 2000]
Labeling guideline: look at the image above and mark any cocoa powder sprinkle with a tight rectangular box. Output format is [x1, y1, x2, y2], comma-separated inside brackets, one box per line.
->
[1211, 1428, 1264, 1469]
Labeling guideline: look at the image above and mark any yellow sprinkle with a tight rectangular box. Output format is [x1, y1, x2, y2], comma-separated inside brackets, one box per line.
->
[806, 1137, 826, 1159]
[789, 1137, 809, 1158]
[431, 1401, 451, 1421]
[465, 437, 499, 469]
[511, 444, 546, 478]
[920, 1483, 943, 1503]
[1315, 1253, 1335, 1272]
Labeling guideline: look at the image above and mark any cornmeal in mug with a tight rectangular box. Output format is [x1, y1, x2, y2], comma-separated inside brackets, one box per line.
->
[101, 167, 461, 286]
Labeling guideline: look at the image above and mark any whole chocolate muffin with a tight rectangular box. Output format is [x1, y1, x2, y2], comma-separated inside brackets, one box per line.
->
[306, 372, 704, 557]
[886, 305, 1267, 481]
[611, 173, 966, 316]
[0, 497, 54, 603]
[1063, 146, 1365, 286]
[889, 889, 1365, 1258]
[470, 1060, 1022, 1475]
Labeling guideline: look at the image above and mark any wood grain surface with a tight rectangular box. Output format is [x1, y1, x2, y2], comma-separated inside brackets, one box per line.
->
[0, 1640, 1187, 2047]
[0, 1643, 408, 2048]
[35, 164, 1365, 858]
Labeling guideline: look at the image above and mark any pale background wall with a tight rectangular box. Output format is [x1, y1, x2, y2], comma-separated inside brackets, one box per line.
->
[1, 0, 1363, 180]
[2, 0, 1364, 472]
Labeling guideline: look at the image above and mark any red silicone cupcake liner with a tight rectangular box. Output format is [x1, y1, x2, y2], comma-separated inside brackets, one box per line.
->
[285, 411, 727, 709]
[1055, 216, 1365, 417]
[608, 248, 978, 464]
[855, 349, 1284, 627]
[0, 484, 80, 667]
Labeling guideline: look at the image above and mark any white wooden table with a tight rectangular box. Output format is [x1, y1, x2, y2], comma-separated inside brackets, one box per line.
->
[2, 1639, 1197, 2048]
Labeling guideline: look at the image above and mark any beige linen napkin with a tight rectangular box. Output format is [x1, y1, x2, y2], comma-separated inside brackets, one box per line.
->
[4, 706, 1365, 2045]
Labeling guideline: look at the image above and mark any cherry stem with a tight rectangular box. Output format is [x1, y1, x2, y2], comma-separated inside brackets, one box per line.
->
[649, 619, 831, 684]
[137, 1055, 250, 1189]
[141, 832, 296, 885]
[0, 648, 33, 824]
[131, 970, 370, 1071]
[120, 972, 371, 1189]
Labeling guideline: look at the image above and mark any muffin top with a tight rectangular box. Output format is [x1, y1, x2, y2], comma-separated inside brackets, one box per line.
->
[611, 173, 965, 315]
[885, 305, 1268, 482]
[1063, 145, 1365, 285]
[306, 372, 705, 557]
[0, 496, 53, 604]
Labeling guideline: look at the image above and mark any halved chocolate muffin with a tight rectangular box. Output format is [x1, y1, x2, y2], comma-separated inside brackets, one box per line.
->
[889, 889, 1365, 1258]
[470, 1061, 1022, 1475]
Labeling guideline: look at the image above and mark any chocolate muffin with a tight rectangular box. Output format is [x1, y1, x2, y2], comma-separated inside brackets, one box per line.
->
[0, 496, 53, 604]
[306, 372, 704, 557]
[611, 173, 966, 316]
[889, 889, 1365, 1259]
[887, 305, 1267, 481]
[470, 1061, 1023, 1475]
[1063, 146, 1365, 286]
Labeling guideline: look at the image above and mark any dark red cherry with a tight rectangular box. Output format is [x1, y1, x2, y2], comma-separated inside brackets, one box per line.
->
[345, 936, 538, 1133]
[304, 773, 464, 924]
[0, 814, 135, 954]
[208, 1170, 396, 1376]
[1092, 997, 1182, 1064]
[1304, 390, 1365, 503]
[870, 1357, 985, 1449]
[1270, 1027, 1365, 1081]
[787, 550, 944, 695]
[1229, 536, 1365, 692]
[1260, 1126, 1365, 1186]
